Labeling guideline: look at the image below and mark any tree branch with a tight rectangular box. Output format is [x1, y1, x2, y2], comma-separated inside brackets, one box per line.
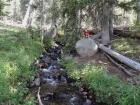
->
[37, 87, 44, 105]
[103, 51, 137, 77]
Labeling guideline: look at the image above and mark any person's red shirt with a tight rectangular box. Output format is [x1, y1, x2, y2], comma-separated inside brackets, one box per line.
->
[84, 31, 90, 38]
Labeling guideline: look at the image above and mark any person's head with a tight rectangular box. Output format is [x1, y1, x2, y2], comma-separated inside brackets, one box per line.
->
[85, 28, 87, 31]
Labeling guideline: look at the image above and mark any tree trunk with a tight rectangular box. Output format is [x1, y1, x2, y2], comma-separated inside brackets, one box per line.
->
[13, 1, 17, 22]
[95, 40, 140, 72]
[90, 32, 101, 40]
[113, 29, 140, 38]
[137, 0, 140, 24]
[22, 0, 33, 27]
[109, 2, 114, 37]
[40, 0, 45, 43]
[101, 0, 110, 45]
[75, 6, 79, 36]
[45, 0, 58, 37]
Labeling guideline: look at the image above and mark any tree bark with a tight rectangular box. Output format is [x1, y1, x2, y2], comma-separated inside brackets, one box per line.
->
[22, 0, 33, 27]
[137, 0, 140, 24]
[94, 40, 140, 72]
[40, 0, 45, 43]
[109, 2, 114, 37]
[45, 0, 58, 38]
[101, 0, 110, 45]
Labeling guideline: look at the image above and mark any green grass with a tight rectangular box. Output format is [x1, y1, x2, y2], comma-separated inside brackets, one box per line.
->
[61, 58, 140, 105]
[0, 22, 22, 36]
[111, 37, 140, 62]
[0, 23, 42, 104]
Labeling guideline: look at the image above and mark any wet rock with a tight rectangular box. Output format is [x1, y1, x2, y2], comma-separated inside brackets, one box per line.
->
[34, 77, 40, 86]
[69, 97, 81, 105]
[30, 82, 35, 88]
[55, 73, 61, 80]
[51, 60, 59, 66]
[82, 92, 88, 96]
[42, 63, 49, 68]
[53, 92, 59, 100]
[41, 69, 50, 73]
[42, 92, 54, 100]
[42, 78, 54, 83]
[79, 87, 84, 92]
[59, 93, 68, 98]
[60, 76, 67, 83]
[42, 55, 51, 63]
[56, 49, 61, 54]
[42, 77, 56, 86]
[34, 60, 43, 69]
[70, 82, 76, 87]
[57, 57, 61, 65]
[83, 99, 91, 105]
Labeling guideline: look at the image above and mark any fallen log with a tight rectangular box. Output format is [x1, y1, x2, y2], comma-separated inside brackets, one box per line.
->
[88, 28, 100, 35]
[90, 32, 101, 40]
[113, 29, 140, 38]
[94, 40, 140, 72]
[103, 51, 136, 76]
[88, 28, 140, 38]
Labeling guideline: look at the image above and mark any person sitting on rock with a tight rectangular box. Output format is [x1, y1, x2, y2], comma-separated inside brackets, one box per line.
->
[83, 28, 90, 38]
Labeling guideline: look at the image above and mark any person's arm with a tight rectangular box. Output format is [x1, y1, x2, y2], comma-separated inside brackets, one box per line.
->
[83, 31, 86, 38]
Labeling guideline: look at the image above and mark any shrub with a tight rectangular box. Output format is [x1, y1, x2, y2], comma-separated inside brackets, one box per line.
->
[62, 58, 140, 105]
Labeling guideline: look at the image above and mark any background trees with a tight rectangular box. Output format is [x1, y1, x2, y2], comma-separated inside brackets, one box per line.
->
[0, 0, 139, 44]
[0, 0, 4, 16]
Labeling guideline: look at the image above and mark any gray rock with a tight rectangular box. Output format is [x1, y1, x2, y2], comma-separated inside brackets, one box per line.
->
[75, 38, 98, 57]
[34, 78, 40, 86]
[83, 99, 91, 105]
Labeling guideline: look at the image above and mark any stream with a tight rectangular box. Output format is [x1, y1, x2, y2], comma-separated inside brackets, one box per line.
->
[29, 44, 106, 105]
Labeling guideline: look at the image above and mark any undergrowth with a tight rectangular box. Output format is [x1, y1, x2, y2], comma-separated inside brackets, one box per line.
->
[111, 37, 140, 63]
[61, 58, 140, 105]
[0, 23, 42, 104]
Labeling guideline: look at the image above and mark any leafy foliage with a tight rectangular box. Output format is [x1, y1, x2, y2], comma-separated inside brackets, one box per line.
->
[62, 58, 140, 105]
[133, 20, 140, 29]
[0, 23, 42, 104]
[0, 0, 4, 16]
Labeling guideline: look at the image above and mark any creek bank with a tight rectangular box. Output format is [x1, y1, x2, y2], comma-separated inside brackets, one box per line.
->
[28, 43, 106, 105]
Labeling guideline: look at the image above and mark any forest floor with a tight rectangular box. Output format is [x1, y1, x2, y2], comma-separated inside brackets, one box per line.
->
[73, 51, 129, 81]
[72, 36, 140, 83]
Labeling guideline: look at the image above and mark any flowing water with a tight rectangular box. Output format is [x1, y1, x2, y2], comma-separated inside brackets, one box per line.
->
[29, 44, 106, 105]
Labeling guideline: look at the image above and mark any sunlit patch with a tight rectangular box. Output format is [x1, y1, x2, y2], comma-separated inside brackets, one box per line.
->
[10, 86, 17, 93]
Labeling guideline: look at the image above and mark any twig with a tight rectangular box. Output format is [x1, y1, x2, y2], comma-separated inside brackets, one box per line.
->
[103, 51, 136, 77]
[41, 46, 47, 53]
[37, 87, 44, 105]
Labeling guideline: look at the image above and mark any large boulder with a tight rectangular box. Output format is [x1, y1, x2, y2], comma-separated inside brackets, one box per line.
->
[75, 38, 98, 57]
